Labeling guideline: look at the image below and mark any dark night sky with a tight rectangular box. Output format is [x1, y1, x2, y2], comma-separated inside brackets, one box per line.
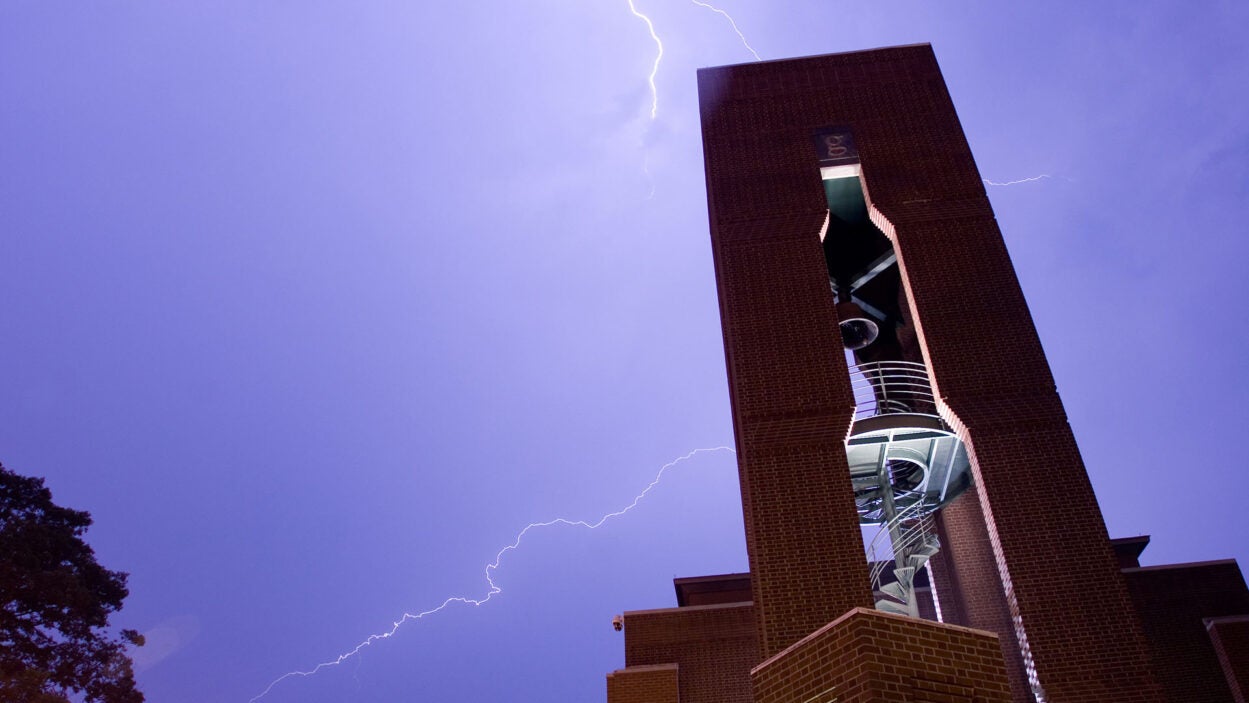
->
[2, 2, 1247, 701]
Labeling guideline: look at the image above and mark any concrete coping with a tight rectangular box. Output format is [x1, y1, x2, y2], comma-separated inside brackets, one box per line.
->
[1121, 558, 1239, 573]
[623, 601, 754, 618]
[607, 663, 679, 676]
[1205, 614, 1249, 629]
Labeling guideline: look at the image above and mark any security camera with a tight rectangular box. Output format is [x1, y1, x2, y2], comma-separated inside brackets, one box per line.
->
[612, 614, 623, 632]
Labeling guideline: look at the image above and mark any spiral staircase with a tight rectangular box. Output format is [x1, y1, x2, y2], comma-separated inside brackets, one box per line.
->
[845, 361, 971, 617]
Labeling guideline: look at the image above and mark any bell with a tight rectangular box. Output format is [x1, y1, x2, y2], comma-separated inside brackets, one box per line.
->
[836, 300, 879, 350]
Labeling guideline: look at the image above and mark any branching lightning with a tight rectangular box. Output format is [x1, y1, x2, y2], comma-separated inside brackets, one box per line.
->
[687, 0, 761, 60]
[624, 0, 760, 123]
[249, 7, 761, 693]
[250, 445, 736, 702]
[625, 0, 664, 120]
[620, 0, 758, 200]
[983, 174, 1051, 187]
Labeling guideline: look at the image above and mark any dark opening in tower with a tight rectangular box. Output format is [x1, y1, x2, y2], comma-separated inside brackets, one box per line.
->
[817, 133, 970, 619]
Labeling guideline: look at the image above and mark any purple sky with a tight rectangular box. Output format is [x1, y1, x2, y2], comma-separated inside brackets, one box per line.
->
[3, 2, 1248, 701]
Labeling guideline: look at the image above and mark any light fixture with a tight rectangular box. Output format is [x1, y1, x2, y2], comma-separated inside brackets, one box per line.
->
[836, 300, 879, 350]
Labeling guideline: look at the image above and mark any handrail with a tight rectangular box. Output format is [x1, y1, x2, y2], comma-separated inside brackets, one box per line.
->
[849, 360, 938, 421]
[866, 499, 934, 587]
[847, 360, 955, 615]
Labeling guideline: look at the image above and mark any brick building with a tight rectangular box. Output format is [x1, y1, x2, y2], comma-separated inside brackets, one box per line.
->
[605, 45, 1249, 703]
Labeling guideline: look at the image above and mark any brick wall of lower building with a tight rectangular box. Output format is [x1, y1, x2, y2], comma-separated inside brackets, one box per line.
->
[607, 664, 680, 703]
[1207, 615, 1249, 703]
[1124, 560, 1249, 703]
[751, 607, 1012, 703]
[621, 603, 757, 703]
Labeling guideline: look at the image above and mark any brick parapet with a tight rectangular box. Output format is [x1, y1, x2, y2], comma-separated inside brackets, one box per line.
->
[607, 664, 680, 703]
[1206, 615, 1249, 703]
[751, 607, 1012, 703]
[1123, 560, 1249, 703]
[622, 603, 757, 703]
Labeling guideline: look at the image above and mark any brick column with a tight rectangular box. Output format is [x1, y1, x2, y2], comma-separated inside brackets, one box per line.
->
[869, 203, 1163, 702]
[700, 79, 877, 657]
[932, 490, 1031, 701]
[707, 214, 876, 658]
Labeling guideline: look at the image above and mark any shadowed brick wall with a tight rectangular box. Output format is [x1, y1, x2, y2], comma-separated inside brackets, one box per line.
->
[697, 44, 1162, 700]
[1123, 561, 1249, 703]
[618, 603, 757, 703]
[1207, 615, 1249, 703]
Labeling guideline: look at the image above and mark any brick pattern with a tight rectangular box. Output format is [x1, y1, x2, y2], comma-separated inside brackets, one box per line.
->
[915, 586, 938, 623]
[950, 426, 1158, 701]
[930, 491, 1030, 702]
[1123, 561, 1249, 703]
[710, 215, 876, 656]
[701, 62, 878, 661]
[751, 607, 1012, 703]
[1207, 615, 1249, 703]
[698, 44, 1162, 700]
[622, 603, 758, 703]
[607, 664, 680, 703]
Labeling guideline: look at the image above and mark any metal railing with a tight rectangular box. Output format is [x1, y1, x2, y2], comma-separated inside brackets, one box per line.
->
[849, 360, 937, 420]
[865, 499, 939, 618]
[866, 502, 935, 587]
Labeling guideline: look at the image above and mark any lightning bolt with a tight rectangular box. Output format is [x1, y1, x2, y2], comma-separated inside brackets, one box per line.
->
[249, 445, 736, 702]
[687, 0, 761, 60]
[622, 0, 759, 201]
[983, 174, 1051, 187]
[625, 0, 663, 120]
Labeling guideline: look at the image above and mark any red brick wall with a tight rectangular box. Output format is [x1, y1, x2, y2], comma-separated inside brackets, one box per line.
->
[622, 603, 757, 703]
[706, 215, 875, 656]
[751, 607, 1012, 703]
[1123, 561, 1249, 703]
[914, 585, 938, 622]
[931, 490, 1030, 701]
[1207, 615, 1249, 703]
[607, 663, 680, 703]
[698, 45, 1162, 700]
[699, 54, 881, 660]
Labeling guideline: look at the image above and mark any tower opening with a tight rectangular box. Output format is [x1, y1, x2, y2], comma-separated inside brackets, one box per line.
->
[819, 147, 970, 619]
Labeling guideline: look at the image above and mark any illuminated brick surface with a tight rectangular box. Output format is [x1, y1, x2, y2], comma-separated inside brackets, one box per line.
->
[931, 491, 1030, 701]
[751, 608, 1012, 703]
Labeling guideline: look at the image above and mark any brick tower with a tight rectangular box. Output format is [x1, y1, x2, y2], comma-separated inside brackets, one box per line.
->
[605, 44, 1176, 703]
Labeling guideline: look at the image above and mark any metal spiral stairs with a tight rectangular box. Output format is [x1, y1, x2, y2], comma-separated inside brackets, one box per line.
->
[845, 361, 971, 618]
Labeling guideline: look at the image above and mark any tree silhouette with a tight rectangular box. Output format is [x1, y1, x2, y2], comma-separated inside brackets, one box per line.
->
[0, 462, 144, 702]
